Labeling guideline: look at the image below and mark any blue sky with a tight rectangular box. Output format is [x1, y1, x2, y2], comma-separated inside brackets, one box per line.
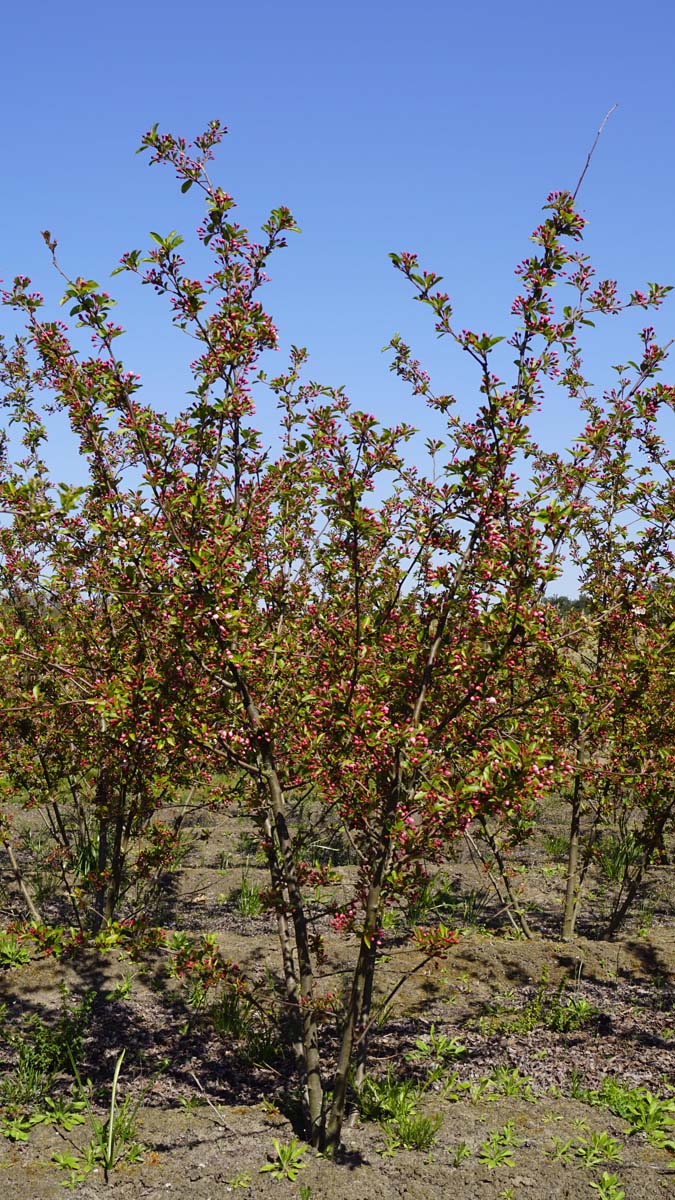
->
[2, 0, 675, 591]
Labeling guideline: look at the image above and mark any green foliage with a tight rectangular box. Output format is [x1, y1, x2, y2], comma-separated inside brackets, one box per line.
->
[356, 1068, 442, 1153]
[406, 877, 491, 931]
[259, 1137, 307, 1181]
[406, 1025, 466, 1068]
[487, 1066, 535, 1100]
[226, 1171, 252, 1188]
[447, 1140, 471, 1166]
[478, 1123, 521, 1168]
[481, 969, 597, 1036]
[54, 1048, 149, 1187]
[382, 1109, 443, 1153]
[583, 1079, 675, 1150]
[233, 871, 263, 918]
[355, 1069, 420, 1123]
[41, 1094, 87, 1130]
[0, 931, 30, 968]
[0, 1112, 44, 1141]
[598, 832, 643, 883]
[0, 985, 94, 1117]
[589, 1173, 625, 1200]
[575, 1131, 622, 1167]
[546, 1136, 575, 1162]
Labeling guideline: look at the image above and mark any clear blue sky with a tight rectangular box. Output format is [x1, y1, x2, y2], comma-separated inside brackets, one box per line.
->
[2, 0, 675, 592]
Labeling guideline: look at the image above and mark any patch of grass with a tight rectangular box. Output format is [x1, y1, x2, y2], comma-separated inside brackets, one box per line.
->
[480, 969, 597, 1036]
[233, 872, 263, 918]
[0, 984, 94, 1117]
[544, 833, 569, 861]
[580, 1078, 675, 1151]
[356, 1069, 419, 1123]
[53, 1047, 156, 1187]
[598, 832, 642, 884]
[356, 1067, 442, 1153]
[487, 1066, 535, 1100]
[405, 876, 491, 931]
[383, 1108, 443, 1152]
[0, 931, 30, 969]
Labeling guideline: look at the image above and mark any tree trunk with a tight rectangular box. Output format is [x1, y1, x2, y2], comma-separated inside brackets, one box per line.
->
[562, 775, 582, 940]
[324, 842, 388, 1154]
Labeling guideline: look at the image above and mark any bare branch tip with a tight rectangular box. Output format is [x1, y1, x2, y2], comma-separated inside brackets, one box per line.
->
[572, 103, 620, 203]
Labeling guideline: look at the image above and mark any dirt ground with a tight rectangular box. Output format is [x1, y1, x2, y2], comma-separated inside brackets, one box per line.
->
[1, 806, 674, 1199]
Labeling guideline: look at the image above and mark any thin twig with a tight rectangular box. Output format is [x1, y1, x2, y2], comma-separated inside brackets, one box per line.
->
[189, 1072, 238, 1133]
[572, 103, 618, 201]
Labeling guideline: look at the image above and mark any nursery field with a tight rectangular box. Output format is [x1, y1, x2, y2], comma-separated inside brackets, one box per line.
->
[0, 798, 673, 1200]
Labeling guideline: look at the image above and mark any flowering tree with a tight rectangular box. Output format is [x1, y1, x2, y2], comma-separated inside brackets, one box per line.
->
[543, 369, 675, 938]
[0, 336, 217, 930]
[1, 122, 673, 1151]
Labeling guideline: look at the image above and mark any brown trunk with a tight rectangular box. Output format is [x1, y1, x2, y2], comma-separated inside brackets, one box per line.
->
[325, 835, 390, 1154]
[2, 838, 43, 923]
[562, 749, 585, 940]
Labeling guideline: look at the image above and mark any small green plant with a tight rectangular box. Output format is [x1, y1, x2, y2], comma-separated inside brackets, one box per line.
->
[405, 876, 490, 930]
[107, 972, 136, 1002]
[384, 1109, 442, 1152]
[211, 986, 255, 1039]
[488, 1066, 534, 1100]
[233, 868, 263, 918]
[41, 1094, 87, 1131]
[407, 1025, 465, 1068]
[618, 1089, 675, 1143]
[260, 1137, 307, 1181]
[542, 862, 565, 877]
[548, 994, 597, 1033]
[379, 1127, 402, 1158]
[581, 1079, 675, 1150]
[53, 1048, 151, 1186]
[178, 1091, 207, 1113]
[356, 1069, 419, 1123]
[590, 1172, 625, 1200]
[478, 1124, 520, 1168]
[51, 1150, 83, 1176]
[547, 1136, 575, 1162]
[467, 1076, 492, 1103]
[480, 970, 597, 1037]
[0, 985, 94, 1116]
[356, 1067, 442, 1151]
[447, 1139, 471, 1166]
[0, 931, 30, 968]
[299, 1186, 312, 1200]
[227, 1169, 253, 1188]
[598, 833, 641, 883]
[1, 1112, 44, 1142]
[544, 832, 569, 860]
[576, 1131, 622, 1167]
